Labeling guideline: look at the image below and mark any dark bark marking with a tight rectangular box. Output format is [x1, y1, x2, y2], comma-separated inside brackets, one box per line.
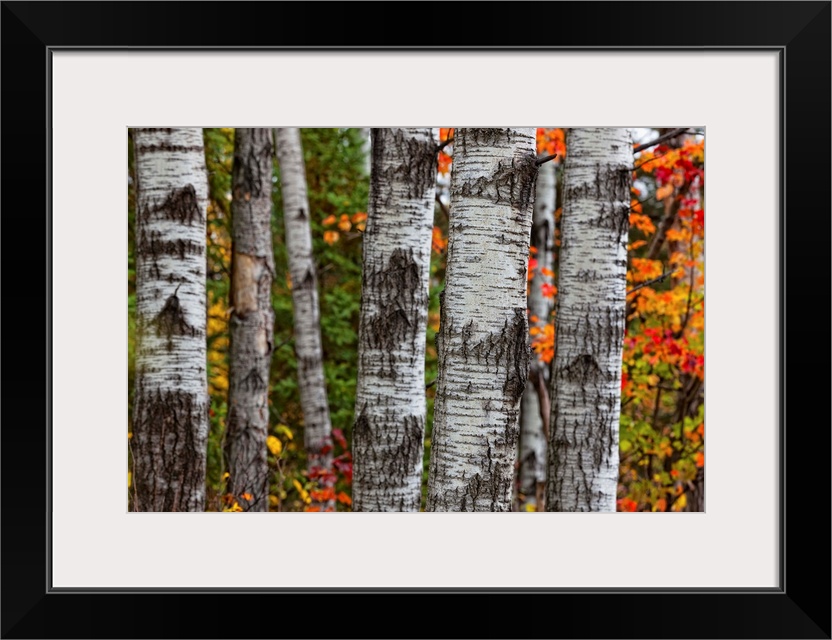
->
[151, 286, 196, 349]
[370, 128, 438, 212]
[135, 143, 204, 154]
[132, 386, 206, 512]
[138, 229, 203, 261]
[454, 154, 539, 210]
[139, 184, 203, 226]
[362, 247, 425, 355]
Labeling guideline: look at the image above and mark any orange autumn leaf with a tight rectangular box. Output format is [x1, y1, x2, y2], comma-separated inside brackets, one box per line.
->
[337, 491, 352, 506]
[431, 227, 447, 254]
[240, 492, 253, 501]
[695, 452, 705, 468]
[338, 214, 352, 232]
[321, 214, 337, 227]
[540, 267, 554, 278]
[656, 184, 675, 201]
[630, 213, 656, 235]
[323, 230, 339, 245]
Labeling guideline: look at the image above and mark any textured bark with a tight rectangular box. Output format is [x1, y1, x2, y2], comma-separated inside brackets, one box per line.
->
[274, 128, 334, 510]
[518, 159, 556, 510]
[225, 128, 275, 512]
[131, 128, 209, 512]
[427, 128, 537, 512]
[352, 128, 438, 512]
[546, 128, 632, 512]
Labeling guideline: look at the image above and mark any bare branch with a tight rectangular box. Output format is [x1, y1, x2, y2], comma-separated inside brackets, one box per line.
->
[626, 271, 672, 296]
[633, 128, 692, 154]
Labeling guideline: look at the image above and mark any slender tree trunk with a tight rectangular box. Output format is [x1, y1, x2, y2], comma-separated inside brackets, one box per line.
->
[225, 128, 275, 512]
[546, 128, 632, 512]
[518, 158, 556, 510]
[427, 128, 537, 512]
[131, 128, 209, 512]
[352, 128, 438, 512]
[358, 127, 372, 176]
[274, 128, 334, 510]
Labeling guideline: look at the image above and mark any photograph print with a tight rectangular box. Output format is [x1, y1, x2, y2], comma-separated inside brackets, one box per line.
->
[127, 127, 704, 513]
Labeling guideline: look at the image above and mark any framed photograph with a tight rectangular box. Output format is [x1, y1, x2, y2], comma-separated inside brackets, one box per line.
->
[2, 1, 829, 638]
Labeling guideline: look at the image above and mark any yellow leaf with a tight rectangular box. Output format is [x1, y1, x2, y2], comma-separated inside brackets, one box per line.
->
[267, 435, 282, 456]
[293, 479, 310, 503]
[127, 432, 133, 440]
[276, 424, 293, 440]
[127, 471, 132, 488]
[523, 503, 536, 512]
[673, 493, 688, 511]
[269, 495, 279, 507]
[222, 471, 230, 480]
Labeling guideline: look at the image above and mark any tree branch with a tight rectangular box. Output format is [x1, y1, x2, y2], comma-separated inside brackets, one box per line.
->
[436, 137, 453, 153]
[633, 128, 691, 154]
[535, 153, 558, 167]
[626, 271, 672, 296]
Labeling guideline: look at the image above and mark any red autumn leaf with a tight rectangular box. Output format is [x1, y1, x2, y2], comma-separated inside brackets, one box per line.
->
[332, 428, 347, 449]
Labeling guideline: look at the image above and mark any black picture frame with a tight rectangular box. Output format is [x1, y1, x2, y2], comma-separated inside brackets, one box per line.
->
[2, 2, 829, 638]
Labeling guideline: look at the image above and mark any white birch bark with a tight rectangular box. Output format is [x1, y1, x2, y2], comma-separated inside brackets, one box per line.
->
[546, 127, 632, 512]
[427, 128, 537, 512]
[352, 128, 438, 512]
[131, 127, 209, 512]
[518, 158, 556, 510]
[274, 127, 334, 510]
[225, 128, 275, 512]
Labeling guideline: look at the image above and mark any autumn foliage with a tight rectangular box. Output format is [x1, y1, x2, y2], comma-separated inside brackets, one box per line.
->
[527, 129, 704, 512]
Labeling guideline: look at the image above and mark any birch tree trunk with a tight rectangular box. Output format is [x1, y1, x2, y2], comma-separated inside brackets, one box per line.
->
[352, 128, 438, 512]
[546, 127, 632, 512]
[225, 128, 275, 512]
[518, 158, 556, 510]
[427, 128, 537, 512]
[131, 128, 209, 512]
[274, 128, 334, 510]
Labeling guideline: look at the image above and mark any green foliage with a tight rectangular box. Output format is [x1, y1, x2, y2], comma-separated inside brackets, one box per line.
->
[270, 128, 368, 508]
